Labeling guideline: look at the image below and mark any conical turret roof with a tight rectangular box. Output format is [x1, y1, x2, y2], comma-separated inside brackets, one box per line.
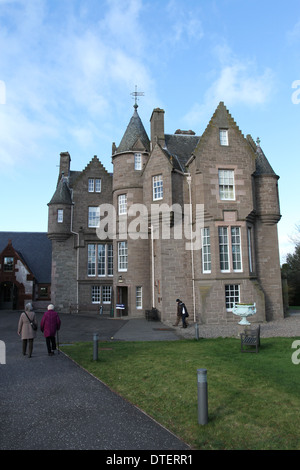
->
[117, 105, 150, 153]
[48, 177, 72, 205]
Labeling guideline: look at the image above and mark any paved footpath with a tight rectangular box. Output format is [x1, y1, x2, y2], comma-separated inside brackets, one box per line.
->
[0, 311, 190, 451]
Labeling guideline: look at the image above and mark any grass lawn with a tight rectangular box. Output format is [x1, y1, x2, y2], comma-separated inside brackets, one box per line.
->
[61, 337, 300, 450]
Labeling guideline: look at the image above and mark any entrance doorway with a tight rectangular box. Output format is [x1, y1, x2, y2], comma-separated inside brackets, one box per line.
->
[116, 286, 128, 316]
[0, 282, 18, 309]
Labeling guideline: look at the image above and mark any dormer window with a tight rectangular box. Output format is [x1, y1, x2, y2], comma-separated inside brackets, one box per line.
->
[4, 257, 14, 272]
[220, 129, 228, 146]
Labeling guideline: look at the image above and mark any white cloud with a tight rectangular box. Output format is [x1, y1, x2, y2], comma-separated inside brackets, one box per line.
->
[0, 0, 155, 171]
[166, 0, 204, 43]
[184, 51, 275, 128]
[287, 18, 300, 44]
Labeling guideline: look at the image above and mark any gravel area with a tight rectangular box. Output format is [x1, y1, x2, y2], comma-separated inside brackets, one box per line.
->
[162, 313, 300, 339]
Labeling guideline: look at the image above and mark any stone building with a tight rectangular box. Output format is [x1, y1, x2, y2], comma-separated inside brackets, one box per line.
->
[0, 233, 51, 310]
[47, 101, 283, 323]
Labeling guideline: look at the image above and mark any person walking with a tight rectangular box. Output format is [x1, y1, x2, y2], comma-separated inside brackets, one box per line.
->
[17, 303, 37, 358]
[40, 304, 61, 356]
[175, 298, 189, 328]
[173, 298, 182, 326]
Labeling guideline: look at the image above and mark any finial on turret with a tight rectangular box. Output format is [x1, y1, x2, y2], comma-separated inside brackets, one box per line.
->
[131, 85, 144, 109]
[256, 137, 261, 146]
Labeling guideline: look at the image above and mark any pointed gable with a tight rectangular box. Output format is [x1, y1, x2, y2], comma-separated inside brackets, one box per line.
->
[117, 106, 150, 153]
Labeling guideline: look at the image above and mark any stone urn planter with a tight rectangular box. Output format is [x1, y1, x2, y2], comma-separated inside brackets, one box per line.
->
[232, 303, 256, 325]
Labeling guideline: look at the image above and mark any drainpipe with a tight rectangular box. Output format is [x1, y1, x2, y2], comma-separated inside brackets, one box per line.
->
[149, 225, 155, 308]
[71, 204, 79, 308]
[185, 174, 196, 323]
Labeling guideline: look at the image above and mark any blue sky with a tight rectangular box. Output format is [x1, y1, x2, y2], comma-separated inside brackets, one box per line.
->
[0, 0, 299, 262]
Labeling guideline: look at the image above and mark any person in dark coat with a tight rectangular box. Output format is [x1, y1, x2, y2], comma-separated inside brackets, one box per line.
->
[17, 303, 37, 358]
[40, 304, 61, 356]
[175, 298, 189, 328]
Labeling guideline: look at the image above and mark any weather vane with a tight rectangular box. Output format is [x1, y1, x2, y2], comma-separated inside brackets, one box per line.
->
[131, 85, 144, 108]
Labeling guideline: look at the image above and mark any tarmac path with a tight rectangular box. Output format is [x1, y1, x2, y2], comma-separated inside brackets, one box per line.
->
[0, 311, 189, 451]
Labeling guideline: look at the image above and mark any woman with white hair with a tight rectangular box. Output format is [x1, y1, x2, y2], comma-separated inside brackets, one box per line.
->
[40, 304, 61, 356]
[17, 303, 38, 358]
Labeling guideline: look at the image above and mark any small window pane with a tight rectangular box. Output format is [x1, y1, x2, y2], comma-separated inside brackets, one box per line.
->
[92, 286, 101, 303]
[220, 129, 228, 146]
[136, 286, 142, 309]
[134, 153, 142, 170]
[4, 257, 14, 272]
[153, 175, 163, 200]
[88, 207, 100, 227]
[88, 179, 94, 192]
[95, 179, 101, 192]
[225, 284, 240, 310]
[57, 209, 63, 223]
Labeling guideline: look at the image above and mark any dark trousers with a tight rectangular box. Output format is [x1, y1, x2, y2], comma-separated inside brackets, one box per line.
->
[46, 336, 56, 354]
[23, 339, 33, 357]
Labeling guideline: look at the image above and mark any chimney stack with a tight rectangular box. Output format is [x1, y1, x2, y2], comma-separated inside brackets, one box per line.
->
[150, 108, 165, 149]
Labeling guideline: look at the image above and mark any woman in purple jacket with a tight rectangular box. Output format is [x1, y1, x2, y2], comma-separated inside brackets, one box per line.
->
[40, 304, 61, 356]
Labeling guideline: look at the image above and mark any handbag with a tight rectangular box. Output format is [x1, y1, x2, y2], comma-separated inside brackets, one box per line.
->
[24, 311, 37, 331]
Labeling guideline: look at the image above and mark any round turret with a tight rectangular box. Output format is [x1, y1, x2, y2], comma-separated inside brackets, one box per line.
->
[48, 176, 73, 241]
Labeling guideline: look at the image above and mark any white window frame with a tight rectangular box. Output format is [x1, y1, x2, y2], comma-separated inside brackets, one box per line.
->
[95, 179, 101, 193]
[118, 194, 127, 215]
[247, 227, 253, 273]
[225, 284, 240, 311]
[220, 129, 229, 146]
[88, 206, 100, 228]
[88, 243, 113, 277]
[219, 227, 230, 272]
[88, 244, 96, 276]
[134, 153, 142, 170]
[88, 178, 101, 192]
[88, 178, 94, 192]
[153, 174, 163, 200]
[57, 209, 64, 223]
[231, 226, 242, 272]
[218, 169, 235, 200]
[118, 241, 128, 272]
[92, 285, 101, 304]
[136, 286, 142, 309]
[202, 227, 211, 273]
[219, 226, 243, 273]
[107, 244, 113, 276]
[102, 285, 112, 304]
[97, 244, 106, 277]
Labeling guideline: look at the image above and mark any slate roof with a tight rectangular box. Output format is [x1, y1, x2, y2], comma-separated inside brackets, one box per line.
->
[0, 232, 52, 283]
[254, 146, 276, 176]
[164, 134, 200, 171]
[117, 106, 150, 153]
[48, 178, 73, 205]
